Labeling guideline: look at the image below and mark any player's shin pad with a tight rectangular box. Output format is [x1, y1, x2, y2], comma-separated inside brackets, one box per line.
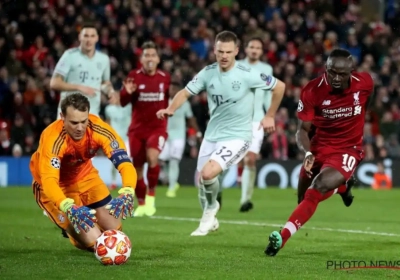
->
[241, 167, 256, 203]
[168, 159, 180, 190]
[60, 198, 97, 234]
[202, 177, 219, 209]
[217, 170, 227, 193]
[198, 183, 206, 210]
[105, 187, 135, 219]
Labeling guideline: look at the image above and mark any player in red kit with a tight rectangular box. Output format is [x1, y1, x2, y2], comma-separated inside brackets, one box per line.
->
[296, 124, 357, 205]
[119, 41, 170, 217]
[265, 49, 374, 256]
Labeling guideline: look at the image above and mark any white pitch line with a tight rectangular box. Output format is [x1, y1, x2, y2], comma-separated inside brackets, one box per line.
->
[150, 216, 400, 237]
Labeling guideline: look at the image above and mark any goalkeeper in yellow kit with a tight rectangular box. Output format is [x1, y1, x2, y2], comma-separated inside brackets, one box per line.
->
[30, 93, 137, 251]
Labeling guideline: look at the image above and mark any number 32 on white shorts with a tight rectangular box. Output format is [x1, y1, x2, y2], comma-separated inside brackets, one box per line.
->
[197, 139, 251, 172]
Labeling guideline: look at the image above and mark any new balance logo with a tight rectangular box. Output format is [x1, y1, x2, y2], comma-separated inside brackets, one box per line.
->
[209, 84, 215, 89]
[322, 100, 331, 105]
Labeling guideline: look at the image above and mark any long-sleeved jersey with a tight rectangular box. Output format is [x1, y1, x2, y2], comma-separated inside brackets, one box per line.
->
[30, 114, 137, 208]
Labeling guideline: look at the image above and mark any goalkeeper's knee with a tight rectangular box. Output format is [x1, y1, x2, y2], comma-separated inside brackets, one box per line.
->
[97, 223, 123, 233]
[68, 235, 95, 252]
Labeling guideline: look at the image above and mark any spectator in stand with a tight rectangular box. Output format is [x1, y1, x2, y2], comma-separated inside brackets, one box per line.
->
[0, 0, 398, 161]
[0, 122, 12, 156]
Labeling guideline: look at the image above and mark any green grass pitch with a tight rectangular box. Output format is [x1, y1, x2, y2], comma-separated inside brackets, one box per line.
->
[1, 187, 400, 279]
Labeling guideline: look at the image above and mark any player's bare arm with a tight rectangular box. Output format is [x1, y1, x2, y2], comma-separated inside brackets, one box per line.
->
[118, 73, 138, 106]
[156, 88, 191, 119]
[260, 79, 285, 133]
[50, 73, 97, 96]
[296, 120, 314, 177]
[296, 120, 312, 153]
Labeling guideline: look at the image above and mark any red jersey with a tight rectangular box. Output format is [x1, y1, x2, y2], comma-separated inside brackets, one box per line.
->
[120, 68, 171, 134]
[297, 72, 374, 153]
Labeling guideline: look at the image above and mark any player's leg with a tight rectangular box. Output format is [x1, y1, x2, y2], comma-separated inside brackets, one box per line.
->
[297, 167, 315, 204]
[216, 169, 228, 210]
[80, 176, 122, 232]
[144, 133, 167, 216]
[298, 167, 356, 206]
[159, 140, 173, 197]
[240, 122, 263, 212]
[340, 175, 356, 207]
[237, 160, 244, 186]
[158, 142, 169, 186]
[191, 139, 250, 236]
[158, 160, 168, 185]
[265, 152, 360, 256]
[195, 169, 206, 210]
[128, 134, 148, 216]
[191, 139, 218, 235]
[72, 174, 118, 249]
[240, 152, 257, 211]
[66, 225, 103, 251]
[133, 163, 148, 217]
[165, 139, 185, 198]
[265, 167, 345, 256]
[33, 181, 102, 251]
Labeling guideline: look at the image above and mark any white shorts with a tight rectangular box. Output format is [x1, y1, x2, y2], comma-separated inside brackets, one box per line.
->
[197, 139, 250, 172]
[248, 122, 264, 154]
[159, 139, 185, 161]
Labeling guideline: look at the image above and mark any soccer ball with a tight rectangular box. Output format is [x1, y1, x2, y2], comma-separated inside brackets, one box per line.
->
[94, 230, 132, 265]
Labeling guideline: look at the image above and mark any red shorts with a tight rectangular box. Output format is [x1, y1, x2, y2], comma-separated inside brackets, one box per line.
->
[300, 148, 364, 181]
[128, 129, 168, 167]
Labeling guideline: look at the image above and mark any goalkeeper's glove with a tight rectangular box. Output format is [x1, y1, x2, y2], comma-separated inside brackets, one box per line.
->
[105, 187, 135, 220]
[59, 198, 97, 234]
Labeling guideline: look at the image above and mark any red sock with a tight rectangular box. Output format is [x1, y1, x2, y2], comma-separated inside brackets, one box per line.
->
[280, 188, 323, 247]
[135, 178, 147, 205]
[147, 165, 160, 196]
[320, 185, 347, 202]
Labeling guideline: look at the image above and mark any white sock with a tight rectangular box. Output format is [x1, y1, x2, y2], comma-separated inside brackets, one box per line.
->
[241, 166, 256, 204]
[217, 170, 228, 194]
[283, 221, 297, 236]
[168, 159, 180, 190]
[202, 177, 219, 210]
[198, 183, 207, 211]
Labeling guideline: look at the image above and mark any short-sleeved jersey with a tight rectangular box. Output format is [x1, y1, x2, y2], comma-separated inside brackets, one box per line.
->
[167, 99, 193, 140]
[54, 48, 111, 116]
[120, 69, 171, 134]
[185, 61, 277, 142]
[297, 72, 374, 153]
[105, 104, 132, 142]
[29, 114, 135, 207]
[239, 59, 273, 122]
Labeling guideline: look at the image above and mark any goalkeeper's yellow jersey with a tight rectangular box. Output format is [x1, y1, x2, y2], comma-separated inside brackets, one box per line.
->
[30, 114, 137, 208]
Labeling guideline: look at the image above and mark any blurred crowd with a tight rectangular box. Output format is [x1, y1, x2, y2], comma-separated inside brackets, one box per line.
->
[0, 0, 400, 161]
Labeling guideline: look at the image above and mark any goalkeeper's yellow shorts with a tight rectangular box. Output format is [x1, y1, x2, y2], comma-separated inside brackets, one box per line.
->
[32, 170, 112, 230]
